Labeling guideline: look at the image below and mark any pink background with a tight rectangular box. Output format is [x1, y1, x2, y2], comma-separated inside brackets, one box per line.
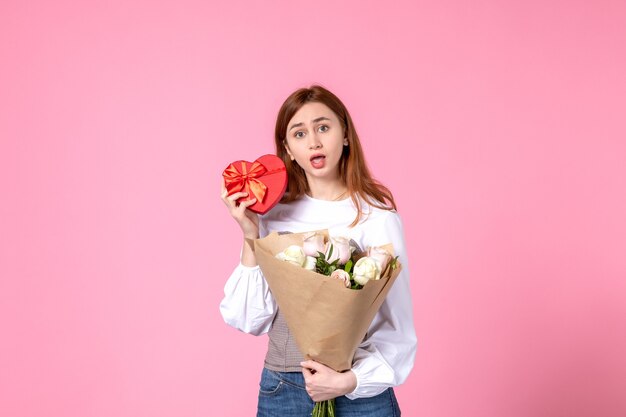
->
[1, 1, 625, 416]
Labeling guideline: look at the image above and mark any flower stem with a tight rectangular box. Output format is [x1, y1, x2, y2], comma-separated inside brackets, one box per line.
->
[312, 399, 335, 417]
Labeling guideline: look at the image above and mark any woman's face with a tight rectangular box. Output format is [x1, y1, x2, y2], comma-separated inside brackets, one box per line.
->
[283, 102, 347, 182]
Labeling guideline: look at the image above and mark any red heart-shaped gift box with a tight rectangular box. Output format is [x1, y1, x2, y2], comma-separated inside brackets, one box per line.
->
[222, 154, 288, 214]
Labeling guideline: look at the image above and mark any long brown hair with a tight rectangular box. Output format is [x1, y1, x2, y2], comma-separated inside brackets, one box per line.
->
[274, 84, 397, 227]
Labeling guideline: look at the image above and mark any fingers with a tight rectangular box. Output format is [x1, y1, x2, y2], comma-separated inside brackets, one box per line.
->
[301, 361, 317, 383]
[301, 367, 314, 395]
[233, 195, 257, 215]
[222, 190, 245, 203]
[221, 175, 258, 206]
[222, 190, 257, 226]
[302, 367, 327, 401]
[222, 190, 254, 207]
[301, 360, 323, 373]
[239, 196, 257, 207]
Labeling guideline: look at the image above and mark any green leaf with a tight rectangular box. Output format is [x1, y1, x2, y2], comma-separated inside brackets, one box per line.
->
[350, 281, 363, 290]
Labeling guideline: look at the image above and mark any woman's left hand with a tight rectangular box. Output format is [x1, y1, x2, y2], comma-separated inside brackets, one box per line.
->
[300, 360, 357, 402]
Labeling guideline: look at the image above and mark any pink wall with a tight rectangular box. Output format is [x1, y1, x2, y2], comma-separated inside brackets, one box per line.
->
[1, 1, 625, 416]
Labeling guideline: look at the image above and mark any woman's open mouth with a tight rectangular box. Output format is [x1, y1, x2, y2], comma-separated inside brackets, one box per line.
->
[310, 154, 326, 169]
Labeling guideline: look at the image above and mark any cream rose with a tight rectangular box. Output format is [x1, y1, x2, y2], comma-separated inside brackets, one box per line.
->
[352, 256, 380, 285]
[325, 236, 352, 264]
[303, 232, 326, 257]
[275, 245, 306, 267]
[303, 255, 317, 271]
[367, 246, 392, 275]
[330, 269, 351, 288]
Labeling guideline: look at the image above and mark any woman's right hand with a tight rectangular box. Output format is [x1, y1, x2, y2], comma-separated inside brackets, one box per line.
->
[221, 178, 259, 239]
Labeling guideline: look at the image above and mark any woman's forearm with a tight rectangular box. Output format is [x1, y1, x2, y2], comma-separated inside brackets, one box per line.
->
[241, 235, 258, 267]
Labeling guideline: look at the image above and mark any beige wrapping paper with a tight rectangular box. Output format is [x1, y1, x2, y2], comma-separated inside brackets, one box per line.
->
[249, 230, 402, 372]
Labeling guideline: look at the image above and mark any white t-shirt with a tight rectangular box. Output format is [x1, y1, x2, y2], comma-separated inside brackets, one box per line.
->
[220, 193, 417, 399]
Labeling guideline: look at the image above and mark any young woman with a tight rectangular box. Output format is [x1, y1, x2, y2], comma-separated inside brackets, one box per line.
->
[220, 85, 416, 416]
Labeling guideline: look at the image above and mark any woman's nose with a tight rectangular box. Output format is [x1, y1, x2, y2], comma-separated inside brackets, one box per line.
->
[308, 133, 322, 149]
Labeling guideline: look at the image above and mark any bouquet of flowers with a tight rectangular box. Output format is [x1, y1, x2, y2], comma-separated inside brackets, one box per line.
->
[250, 230, 402, 417]
[275, 231, 399, 290]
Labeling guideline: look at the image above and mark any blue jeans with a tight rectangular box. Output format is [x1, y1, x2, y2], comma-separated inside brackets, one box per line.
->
[257, 368, 401, 417]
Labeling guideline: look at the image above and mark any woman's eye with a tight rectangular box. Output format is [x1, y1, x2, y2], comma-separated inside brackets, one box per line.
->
[294, 131, 304, 138]
[319, 125, 329, 132]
